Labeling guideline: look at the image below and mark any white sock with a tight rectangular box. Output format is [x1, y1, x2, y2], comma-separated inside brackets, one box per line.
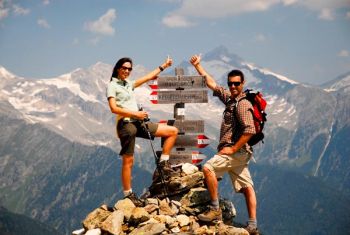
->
[123, 189, 132, 197]
[159, 154, 169, 162]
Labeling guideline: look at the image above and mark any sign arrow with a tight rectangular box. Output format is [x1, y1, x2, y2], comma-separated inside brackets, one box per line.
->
[169, 151, 207, 166]
[174, 134, 210, 148]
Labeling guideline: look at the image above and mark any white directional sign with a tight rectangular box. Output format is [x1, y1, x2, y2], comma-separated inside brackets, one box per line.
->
[149, 75, 206, 89]
[169, 151, 207, 166]
[150, 90, 208, 104]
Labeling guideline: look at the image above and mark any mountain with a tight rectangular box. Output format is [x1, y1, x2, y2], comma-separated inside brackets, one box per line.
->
[0, 206, 62, 235]
[0, 46, 349, 234]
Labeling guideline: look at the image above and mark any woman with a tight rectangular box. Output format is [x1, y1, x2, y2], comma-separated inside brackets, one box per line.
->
[106, 56, 178, 206]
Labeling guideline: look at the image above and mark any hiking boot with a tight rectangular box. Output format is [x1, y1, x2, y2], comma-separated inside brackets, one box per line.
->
[244, 224, 260, 235]
[198, 206, 222, 222]
[124, 192, 144, 207]
[152, 160, 178, 182]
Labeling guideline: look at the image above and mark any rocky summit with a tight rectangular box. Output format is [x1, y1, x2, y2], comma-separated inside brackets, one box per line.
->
[73, 163, 248, 235]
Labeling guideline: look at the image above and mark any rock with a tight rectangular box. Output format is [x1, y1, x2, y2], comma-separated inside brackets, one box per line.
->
[129, 207, 151, 225]
[176, 214, 190, 227]
[71, 228, 85, 235]
[114, 198, 135, 220]
[128, 223, 166, 235]
[85, 228, 101, 235]
[144, 203, 159, 214]
[100, 210, 124, 235]
[217, 222, 249, 235]
[180, 187, 210, 207]
[181, 163, 199, 175]
[159, 198, 176, 216]
[82, 208, 111, 230]
[220, 199, 237, 221]
[150, 172, 204, 198]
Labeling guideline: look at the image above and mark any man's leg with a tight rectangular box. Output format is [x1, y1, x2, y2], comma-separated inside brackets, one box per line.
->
[198, 155, 228, 222]
[203, 166, 219, 202]
[241, 186, 257, 220]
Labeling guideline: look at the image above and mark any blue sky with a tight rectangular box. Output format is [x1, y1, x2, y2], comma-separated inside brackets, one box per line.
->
[0, 0, 349, 85]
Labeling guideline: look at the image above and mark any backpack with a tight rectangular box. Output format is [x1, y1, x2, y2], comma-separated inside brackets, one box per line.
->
[236, 89, 267, 146]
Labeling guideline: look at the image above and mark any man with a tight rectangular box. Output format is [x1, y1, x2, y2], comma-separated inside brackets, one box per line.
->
[190, 55, 259, 235]
[107, 56, 178, 207]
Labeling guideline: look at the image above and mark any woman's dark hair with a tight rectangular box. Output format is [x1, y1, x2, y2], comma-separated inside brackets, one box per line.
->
[110, 57, 133, 81]
[227, 69, 244, 82]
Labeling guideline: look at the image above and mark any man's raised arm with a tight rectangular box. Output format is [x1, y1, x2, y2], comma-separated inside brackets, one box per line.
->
[190, 54, 217, 91]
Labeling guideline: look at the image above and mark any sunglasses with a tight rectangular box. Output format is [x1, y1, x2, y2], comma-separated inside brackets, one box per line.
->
[120, 66, 132, 71]
[227, 81, 242, 87]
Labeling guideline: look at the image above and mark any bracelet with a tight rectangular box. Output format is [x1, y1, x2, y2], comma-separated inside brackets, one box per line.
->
[159, 66, 164, 71]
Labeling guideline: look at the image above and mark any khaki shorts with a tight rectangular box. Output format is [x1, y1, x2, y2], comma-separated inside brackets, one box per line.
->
[204, 148, 254, 192]
[117, 119, 158, 156]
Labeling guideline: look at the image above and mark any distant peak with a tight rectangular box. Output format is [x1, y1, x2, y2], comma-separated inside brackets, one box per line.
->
[203, 46, 243, 64]
[0, 66, 16, 79]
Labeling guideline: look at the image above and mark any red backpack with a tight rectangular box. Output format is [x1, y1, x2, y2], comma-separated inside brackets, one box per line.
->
[236, 89, 267, 146]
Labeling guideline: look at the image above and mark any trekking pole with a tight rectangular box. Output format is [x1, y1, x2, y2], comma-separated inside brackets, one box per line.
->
[139, 106, 169, 196]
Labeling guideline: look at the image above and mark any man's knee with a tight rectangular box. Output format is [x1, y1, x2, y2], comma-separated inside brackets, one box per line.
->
[203, 165, 215, 178]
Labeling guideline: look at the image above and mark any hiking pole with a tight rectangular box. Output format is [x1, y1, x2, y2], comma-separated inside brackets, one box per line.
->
[139, 106, 169, 196]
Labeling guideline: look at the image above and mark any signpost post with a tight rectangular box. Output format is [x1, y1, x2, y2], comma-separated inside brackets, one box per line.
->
[150, 68, 210, 166]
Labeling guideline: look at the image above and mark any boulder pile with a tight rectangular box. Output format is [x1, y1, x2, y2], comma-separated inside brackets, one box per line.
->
[72, 163, 248, 235]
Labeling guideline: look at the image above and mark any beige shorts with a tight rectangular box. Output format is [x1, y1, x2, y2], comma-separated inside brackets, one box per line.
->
[204, 148, 254, 192]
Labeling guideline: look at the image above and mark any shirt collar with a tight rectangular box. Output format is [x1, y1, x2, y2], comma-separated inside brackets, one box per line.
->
[112, 77, 128, 86]
[234, 92, 246, 102]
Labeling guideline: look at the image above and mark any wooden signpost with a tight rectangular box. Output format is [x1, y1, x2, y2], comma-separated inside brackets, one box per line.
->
[150, 68, 210, 166]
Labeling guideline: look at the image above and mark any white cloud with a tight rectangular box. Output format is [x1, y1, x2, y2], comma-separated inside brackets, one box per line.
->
[162, 13, 196, 28]
[37, 18, 50, 29]
[12, 4, 30, 15]
[255, 33, 266, 42]
[0, 8, 9, 20]
[43, 0, 50, 5]
[88, 37, 100, 45]
[318, 8, 334, 20]
[73, 38, 80, 45]
[84, 8, 116, 36]
[338, 50, 349, 57]
[346, 11, 350, 19]
[162, 0, 350, 27]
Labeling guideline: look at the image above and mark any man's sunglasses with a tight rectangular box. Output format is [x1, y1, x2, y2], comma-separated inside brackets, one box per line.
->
[121, 66, 132, 71]
[227, 81, 241, 87]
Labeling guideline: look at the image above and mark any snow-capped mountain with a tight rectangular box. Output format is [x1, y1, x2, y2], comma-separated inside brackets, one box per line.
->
[1, 46, 350, 234]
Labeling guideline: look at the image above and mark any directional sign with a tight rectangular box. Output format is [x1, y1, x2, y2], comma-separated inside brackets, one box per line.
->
[150, 90, 208, 104]
[167, 119, 204, 133]
[174, 134, 210, 148]
[169, 151, 207, 166]
[149, 75, 206, 89]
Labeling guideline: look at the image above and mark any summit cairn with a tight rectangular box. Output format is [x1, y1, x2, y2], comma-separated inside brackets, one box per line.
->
[75, 163, 248, 235]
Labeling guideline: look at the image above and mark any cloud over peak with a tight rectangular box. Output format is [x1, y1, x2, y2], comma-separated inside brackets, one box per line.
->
[84, 8, 116, 36]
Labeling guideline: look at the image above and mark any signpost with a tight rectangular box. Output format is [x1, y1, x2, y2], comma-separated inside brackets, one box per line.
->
[149, 75, 207, 89]
[150, 67, 210, 165]
[150, 90, 208, 104]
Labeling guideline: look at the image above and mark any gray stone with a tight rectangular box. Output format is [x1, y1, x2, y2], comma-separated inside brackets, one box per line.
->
[129, 223, 166, 235]
[180, 187, 210, 207]
[85, 228, 101, 235]
[129, 207, 151, 225]
[159, 199, 176, 216]
[100, 210, 124, 235]
[82, 208, 111, 230]
[71, 228, 85, 235]
[114, 198, 135, 220]
[176, 214, 190, 227]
